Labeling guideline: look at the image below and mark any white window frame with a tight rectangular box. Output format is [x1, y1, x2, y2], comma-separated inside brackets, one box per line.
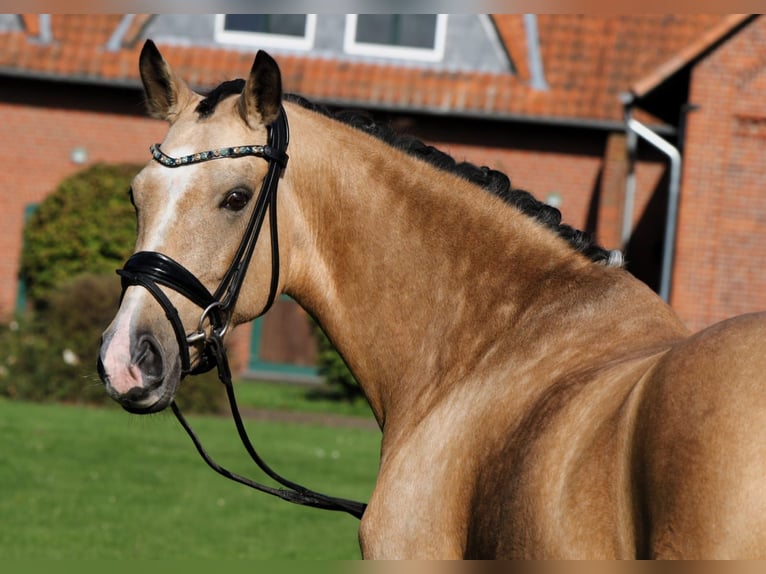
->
[343, 14, 448, 62]
[214, 14, 317, 51]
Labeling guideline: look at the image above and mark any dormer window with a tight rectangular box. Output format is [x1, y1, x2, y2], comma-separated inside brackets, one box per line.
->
[214, 14, 316, 50]
[344, 14, 447, 62]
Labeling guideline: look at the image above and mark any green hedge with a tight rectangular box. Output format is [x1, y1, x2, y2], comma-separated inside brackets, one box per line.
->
[20, 163, 140, 308]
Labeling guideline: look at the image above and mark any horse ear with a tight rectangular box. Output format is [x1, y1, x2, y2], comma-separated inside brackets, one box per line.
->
[139, 39, 192, 122]
[239, 50, 283, 127]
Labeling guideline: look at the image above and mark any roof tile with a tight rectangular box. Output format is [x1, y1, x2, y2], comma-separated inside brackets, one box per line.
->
[0, 14, 747, 126]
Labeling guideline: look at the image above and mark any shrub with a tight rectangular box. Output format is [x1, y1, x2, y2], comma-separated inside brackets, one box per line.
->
[20, 163, 140, 308]
[0, 273, 120, 405]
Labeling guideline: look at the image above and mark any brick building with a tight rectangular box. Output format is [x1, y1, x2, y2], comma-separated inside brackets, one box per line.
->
[0, 14, 763, 377]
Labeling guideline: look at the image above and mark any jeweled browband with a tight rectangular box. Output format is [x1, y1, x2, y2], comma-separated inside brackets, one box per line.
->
[149, 143, 287, 168]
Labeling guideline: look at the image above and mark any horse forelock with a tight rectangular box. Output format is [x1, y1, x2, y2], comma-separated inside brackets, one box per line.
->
[195, 78, 246, 119]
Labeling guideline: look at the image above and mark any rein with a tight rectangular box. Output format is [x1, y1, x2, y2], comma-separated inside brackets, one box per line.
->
[117, 107, 367, 520]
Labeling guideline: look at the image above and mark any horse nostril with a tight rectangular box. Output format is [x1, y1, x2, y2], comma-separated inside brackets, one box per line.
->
[97, 354, 108, 384]
[133, 334, 165, 388]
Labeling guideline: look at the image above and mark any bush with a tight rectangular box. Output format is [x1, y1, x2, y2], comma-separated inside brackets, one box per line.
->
[0, 273, 122, 405]
[312, 323, 364, 403]
[20, 163, 140, 308]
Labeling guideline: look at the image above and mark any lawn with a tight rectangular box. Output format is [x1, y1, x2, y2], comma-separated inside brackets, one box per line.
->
[0, 395, 380, 559]
[230, 379, 375, 419]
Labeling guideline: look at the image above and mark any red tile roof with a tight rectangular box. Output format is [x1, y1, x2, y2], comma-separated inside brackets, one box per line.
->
[0, 14, 749, 126]
[631, 14, 754, 98]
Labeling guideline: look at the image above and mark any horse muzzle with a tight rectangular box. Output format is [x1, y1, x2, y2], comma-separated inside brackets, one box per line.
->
[98, 328, 181, 414]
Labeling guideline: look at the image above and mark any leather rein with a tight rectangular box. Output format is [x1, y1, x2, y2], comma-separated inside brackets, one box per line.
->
[117, 107, 367, 520]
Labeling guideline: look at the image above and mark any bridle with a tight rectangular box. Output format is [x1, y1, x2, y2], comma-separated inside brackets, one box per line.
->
[117, 106, 367, 520]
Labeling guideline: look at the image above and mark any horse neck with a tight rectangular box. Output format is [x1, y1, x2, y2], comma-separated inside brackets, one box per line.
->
[279, 105, 628, 426]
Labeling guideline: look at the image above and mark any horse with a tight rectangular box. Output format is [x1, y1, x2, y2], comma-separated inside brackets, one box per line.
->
[98, 40, 766, 559]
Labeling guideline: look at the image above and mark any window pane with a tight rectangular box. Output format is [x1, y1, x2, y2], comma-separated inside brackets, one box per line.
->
[224, 14, 307, 37]
[355, 15, 437, 49]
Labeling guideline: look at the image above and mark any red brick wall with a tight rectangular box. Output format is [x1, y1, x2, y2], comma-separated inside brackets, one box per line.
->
[0, 81, 165, 318]
[673, 17, 766, 331]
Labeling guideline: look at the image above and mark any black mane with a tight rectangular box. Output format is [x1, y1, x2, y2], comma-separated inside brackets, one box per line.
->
[196, 81, 618, 265]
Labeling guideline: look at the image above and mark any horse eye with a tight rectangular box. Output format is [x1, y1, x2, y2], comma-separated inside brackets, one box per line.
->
[221, 189, 251, 212]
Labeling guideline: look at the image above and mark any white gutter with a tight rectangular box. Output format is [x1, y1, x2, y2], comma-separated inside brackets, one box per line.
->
[622, 104, 638, 250]
[624, 115, 682, 303]
[106, 14, 136, 52]
[523, 14, 549, 91]
[38, 14, 52, 44]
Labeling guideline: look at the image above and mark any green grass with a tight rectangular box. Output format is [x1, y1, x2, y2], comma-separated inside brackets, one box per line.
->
[230, 380, 374, 419]
[0, 398, 380, 559]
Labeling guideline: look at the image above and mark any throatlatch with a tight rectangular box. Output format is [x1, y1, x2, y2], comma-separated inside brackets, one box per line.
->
[117, 107, 367, 520]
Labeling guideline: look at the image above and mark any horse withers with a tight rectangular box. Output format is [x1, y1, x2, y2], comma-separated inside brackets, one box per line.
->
[98, 40, 766, 558]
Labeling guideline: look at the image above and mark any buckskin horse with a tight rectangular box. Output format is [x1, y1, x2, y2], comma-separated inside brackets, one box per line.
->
[97, 40, 766, 559]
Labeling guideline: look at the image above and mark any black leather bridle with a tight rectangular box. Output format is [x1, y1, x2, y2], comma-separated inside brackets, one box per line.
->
[117, 107, 367, 520]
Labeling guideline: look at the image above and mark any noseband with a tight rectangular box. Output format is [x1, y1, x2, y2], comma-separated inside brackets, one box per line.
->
[117, 107, 366, 520]
[119, 113, 289, 377]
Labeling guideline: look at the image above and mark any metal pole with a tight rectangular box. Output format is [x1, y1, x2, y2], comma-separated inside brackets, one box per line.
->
[106, 15, 136, 52]
[625, 118, 682, 303]
[621, 99, 638, 250]
[38, 14, 52, 44]
[523, 14, 549, 91]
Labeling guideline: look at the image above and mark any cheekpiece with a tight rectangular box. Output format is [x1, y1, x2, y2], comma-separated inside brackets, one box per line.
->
[150, 143, 269, 168]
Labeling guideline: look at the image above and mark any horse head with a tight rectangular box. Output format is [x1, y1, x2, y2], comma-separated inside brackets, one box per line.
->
[98, 40, 287, 413]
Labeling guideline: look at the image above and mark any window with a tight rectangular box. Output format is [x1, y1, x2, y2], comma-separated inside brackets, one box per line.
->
[214, 14, 316, 50]
[344, 14, 447, 62]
